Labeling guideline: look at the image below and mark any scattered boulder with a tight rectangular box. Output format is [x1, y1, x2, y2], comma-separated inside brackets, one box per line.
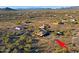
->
[70, 19, 76, 22]
[37, 29, 50, 37]
[56, 32, 64, 36]
[61, 19, 68, 23]
[37, 24, 51, 37]
[39, 24, 50, 29]
[39, 24, 46, 29]
[15, 25, 27, 30]
[15, 26, 22, 30]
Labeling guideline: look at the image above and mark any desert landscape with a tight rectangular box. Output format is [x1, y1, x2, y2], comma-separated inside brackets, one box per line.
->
[0, 7, 79, 53]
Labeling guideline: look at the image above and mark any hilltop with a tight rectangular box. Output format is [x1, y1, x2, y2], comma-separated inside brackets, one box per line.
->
[0, 7, 15, 11]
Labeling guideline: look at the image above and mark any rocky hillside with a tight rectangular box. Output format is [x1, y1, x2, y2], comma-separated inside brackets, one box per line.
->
[0, 9, 79, 53]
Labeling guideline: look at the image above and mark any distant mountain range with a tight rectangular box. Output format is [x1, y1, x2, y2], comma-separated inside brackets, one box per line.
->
[0, 7, 53, 10]
[0, 6, 79, 10]
[56, 6, 79, 10]
[0, 7, 15, 11]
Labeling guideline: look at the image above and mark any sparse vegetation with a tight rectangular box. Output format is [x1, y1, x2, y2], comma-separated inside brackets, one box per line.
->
[0, 8, 79, 53]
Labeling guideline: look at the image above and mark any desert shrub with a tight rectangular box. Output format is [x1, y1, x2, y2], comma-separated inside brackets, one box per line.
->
[19, 35, 26, 40]
[15, 21, 22, 25]
[2, 36, 9, 44]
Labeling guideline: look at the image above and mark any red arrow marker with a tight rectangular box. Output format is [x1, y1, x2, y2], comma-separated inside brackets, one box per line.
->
[55, 39, 68, 49]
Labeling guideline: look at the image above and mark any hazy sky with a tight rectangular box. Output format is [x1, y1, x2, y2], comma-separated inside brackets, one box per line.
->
[0, 0, 79, 6]
[0, 6, 71, 9]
